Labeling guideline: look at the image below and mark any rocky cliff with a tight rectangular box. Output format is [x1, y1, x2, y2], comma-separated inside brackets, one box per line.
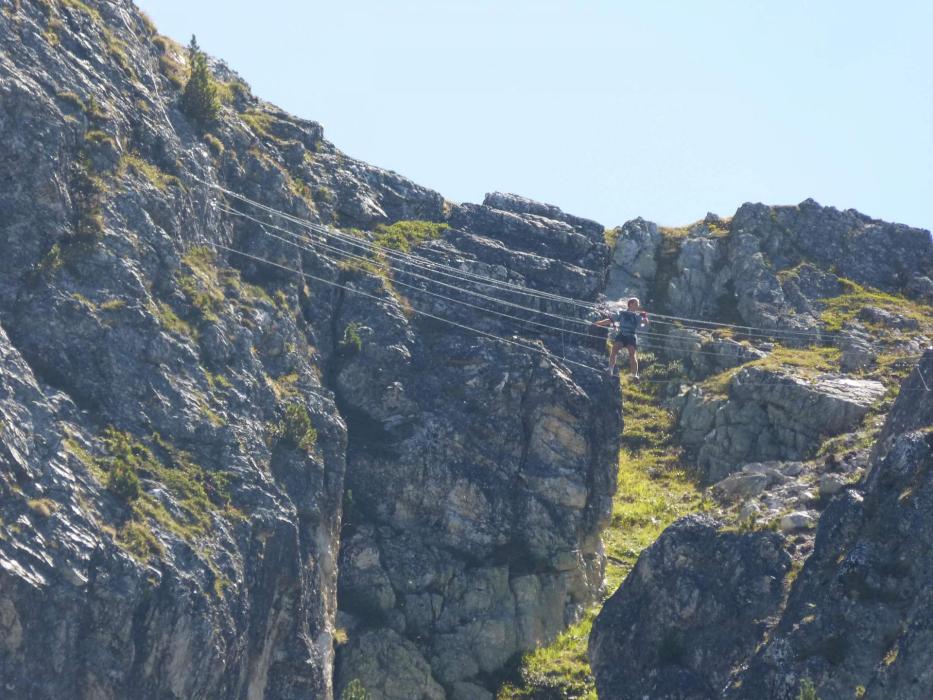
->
[2, 2, 932, 700]
[0, 2, 618, 698]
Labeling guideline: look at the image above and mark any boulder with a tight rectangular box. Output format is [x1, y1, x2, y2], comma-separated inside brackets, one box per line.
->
[605, 217, 662, 302]
[837, 330, 877, 372]
[665, 328, 767, 379]
[681, 368, 886, 481]
[779, 510, 817, 532]
[589, 515, 791, 700]
[335, 629, 445, 700]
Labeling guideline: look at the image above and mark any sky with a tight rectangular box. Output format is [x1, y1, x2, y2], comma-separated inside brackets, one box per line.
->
[136, 0, 933, 232]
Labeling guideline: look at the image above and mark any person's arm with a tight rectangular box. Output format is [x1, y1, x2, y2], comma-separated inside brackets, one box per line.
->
[640, 310, 649, 327]
[594, 318, 612, 327]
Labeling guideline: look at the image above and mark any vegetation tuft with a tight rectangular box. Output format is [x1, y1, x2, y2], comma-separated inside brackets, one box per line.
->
[271, 403, 317, 453]
[27, 498, 58, 519]
[180, 35, 220, 128]
[86, 429, 236, 561]
[119, 153, 180, 191]
[819, 279, 932, 333]
[341, 322, 364, 353]
[372, 220, 448, 253]
[178, 246, 225, 321]
[340, 680, 371, 700]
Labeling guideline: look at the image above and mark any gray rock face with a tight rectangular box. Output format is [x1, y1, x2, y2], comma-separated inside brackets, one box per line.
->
[482, 192, 604, 241]
[653, 201, 931, 342]
[666, 235, 731, 320]
[447, 202, 609, 301]
[727, 351, 933, 700]
[605, 217, 661, 302]
[678, 368, 886, 481]
[837, 329, 877, 372]
[664, 327, 767, 379]
[732, 200, 933, 300]
[0, 2, 619, 698]
[332, 294, 619, 694]
[589, 515, 791, 700]
[335, 629, 446, 700]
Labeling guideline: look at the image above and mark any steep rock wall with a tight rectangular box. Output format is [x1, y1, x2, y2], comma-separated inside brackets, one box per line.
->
[0, 2, 620, 698]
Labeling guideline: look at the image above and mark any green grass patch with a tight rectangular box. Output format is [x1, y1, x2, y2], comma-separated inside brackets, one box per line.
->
[44, 17, 64, 44]
[138, 10, 157, 35]
[64, 436, 106, 481]
[100, 298, 126, 311]
[152, 300, 196, 339]
[372, 220, 448, 253]
[154, 35, 187, 88]
[56, 90, 86, 112]
[203, 133, 225, 156]
[703, 345, 841, 396]
[116, 519, 163, 560]
[60, 0, 101, 22]
[216, 79, 248, 105]
[819, 279, 933, 333]
[242, 110, 275, 137]
[178, 246, 225, 321]
[119, 153, 180, 192]
[103, 27, 136, 79]
[195, 393, 226, 428]
[84, 129, 114, 146]
[603, 382, 708, 590]
[205, 371, 232, 392]
[91, 429, 235, 561]
[269, 372, 300, 400]
[499, 610, 598, 699]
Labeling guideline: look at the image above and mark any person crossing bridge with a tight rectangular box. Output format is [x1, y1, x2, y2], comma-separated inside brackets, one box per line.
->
[595, 297, 649, 380]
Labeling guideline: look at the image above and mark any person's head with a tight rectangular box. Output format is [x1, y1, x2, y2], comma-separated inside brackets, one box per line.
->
[627, 297, 640, 310]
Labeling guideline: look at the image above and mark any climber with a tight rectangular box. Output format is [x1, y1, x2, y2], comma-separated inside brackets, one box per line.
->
[595, 297, 649, 380]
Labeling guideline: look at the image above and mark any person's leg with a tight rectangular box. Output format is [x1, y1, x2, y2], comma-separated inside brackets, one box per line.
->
[608, 342, 620, 372]
[627, 345, 638, 376]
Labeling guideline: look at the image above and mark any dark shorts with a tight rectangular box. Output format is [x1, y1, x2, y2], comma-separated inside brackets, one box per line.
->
[614, 333, 637, 349]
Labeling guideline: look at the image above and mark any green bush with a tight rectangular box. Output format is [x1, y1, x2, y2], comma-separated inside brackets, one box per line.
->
[340, 680, 370, 700]
[203, 133, 225, 156]
[274, 403, 317, 452]
[107, 460, 141, 501]
[180, 35, 220, 128]
[341, 323, 363, 353]
[797, 678, 820, 700]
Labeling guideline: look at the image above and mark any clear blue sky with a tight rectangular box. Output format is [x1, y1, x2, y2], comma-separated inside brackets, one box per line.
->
[137, 0, 932, 231]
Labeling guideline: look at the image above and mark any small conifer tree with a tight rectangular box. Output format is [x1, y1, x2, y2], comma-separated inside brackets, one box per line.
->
[180, 35, 219, 128]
